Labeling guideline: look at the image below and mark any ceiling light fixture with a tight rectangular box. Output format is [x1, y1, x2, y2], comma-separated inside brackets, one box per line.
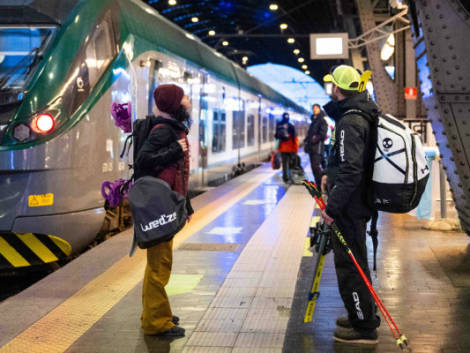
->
[301, 64, 307, 70]
[168, 0, 177, 5]
[293, 49, 300, 55]
[280, 23, 288, 30]
[191, 17, 199, 23]
[208, 30, 216, 36]
[222, 40, 229, 46]
[269, 4, 279, 11]
[298, 57, 305, 63]
[287, 37, 295, 44]
[305, 70, 310, 75]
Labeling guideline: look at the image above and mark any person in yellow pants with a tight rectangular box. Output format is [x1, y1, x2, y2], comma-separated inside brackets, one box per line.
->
[135, 84, 194, 337]
[141, 239, 175, 334]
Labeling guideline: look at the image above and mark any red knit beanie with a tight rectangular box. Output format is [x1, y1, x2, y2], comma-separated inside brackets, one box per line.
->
[153, 84, 185, 114]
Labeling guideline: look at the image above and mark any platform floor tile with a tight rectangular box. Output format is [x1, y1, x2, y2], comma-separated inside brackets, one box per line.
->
[186, 332, 237, 347]
[234, 332, 284, 348]
[181, 348, 232, 353]
[232, 349, 282, 353]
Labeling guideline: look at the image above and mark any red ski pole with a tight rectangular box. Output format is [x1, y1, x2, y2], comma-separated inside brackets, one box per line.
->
[302, 180, 410, 352]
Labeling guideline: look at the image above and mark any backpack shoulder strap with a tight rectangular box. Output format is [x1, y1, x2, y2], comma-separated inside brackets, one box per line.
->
[150, 122, 180, 140]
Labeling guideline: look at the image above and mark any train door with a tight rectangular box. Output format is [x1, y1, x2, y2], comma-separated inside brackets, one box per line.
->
[257, 96, 262, 158]
[198, 73, 209, 174]
[147, 59, 162, 115]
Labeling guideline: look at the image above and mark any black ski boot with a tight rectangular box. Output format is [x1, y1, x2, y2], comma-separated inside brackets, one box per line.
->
[333, 327, 378, 344]
[336, 316, 352, 328]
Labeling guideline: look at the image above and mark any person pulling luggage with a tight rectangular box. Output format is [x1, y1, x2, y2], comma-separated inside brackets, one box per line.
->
[275, 112, 298, 183]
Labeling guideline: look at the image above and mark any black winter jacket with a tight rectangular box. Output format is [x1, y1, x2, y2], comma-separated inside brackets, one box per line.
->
[134, 116, 194, 215]
[305, 111, 328, 154]
[135, 116, 185, 177]
[323, 92, 378, 219]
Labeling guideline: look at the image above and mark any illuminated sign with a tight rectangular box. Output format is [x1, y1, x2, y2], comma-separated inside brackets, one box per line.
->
[404, 87, 417, 100]
[310, 33, 349, 59]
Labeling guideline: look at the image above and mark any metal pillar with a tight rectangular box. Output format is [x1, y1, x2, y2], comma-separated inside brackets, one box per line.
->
[355, 0, 399, 115]
[411, 0, 470, 235]
[405, 29, 417, 120]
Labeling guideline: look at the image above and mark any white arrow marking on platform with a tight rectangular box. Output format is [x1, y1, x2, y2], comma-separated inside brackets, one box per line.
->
[207, 227, 243, 235]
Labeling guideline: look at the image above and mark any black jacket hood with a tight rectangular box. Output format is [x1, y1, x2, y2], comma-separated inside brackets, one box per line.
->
[147, 115, 189, 134]
[323, 92, 378, 124]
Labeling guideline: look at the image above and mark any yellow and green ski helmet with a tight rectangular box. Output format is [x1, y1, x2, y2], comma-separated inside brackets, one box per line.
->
[323, 65, 361, 91]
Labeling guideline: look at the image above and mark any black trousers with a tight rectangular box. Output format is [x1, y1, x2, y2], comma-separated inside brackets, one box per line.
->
[308, 152, 323, 185]
[281, 152, 295, 182]
[332, 213, 380, 331]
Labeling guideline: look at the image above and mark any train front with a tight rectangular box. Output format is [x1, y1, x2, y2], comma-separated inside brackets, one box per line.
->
[0, 0, 124, 269]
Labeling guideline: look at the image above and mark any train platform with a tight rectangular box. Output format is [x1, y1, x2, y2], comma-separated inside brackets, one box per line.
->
[1, 161, 470, 353]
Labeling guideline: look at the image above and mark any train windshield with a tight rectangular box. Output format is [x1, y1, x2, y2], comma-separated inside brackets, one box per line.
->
[0, 26, 57, 107]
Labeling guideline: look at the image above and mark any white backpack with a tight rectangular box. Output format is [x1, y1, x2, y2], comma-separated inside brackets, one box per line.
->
[347, 110, 430, 213]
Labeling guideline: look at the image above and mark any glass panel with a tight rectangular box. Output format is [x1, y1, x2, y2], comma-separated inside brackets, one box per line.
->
[262, 116, 267, 143]
[269, 113, 275, 141]
[86, 19, 114, 88]
[61, 12, 115, 116]
[212, 110, 226, 153]
[0, 26, 57, 107]
[148, 60, 161, 114]
[239, 109, 245, 148]
[220, 112, 226, 151]
[232, 111, 239, 149]
[247, 113, 254, 146]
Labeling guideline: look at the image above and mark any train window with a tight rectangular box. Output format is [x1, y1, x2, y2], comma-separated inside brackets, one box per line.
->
[247, 114, 255, 146]
[232, 110, 245, 149]
[262, 116, 268, 143]
[61, 11, 116, 116]
[269, 114, 275, 141]
[86, 20, 114, 88]
[212, 110, 226, 153]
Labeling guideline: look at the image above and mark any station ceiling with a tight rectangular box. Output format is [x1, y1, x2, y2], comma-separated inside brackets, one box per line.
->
[144, 0, 361, 83]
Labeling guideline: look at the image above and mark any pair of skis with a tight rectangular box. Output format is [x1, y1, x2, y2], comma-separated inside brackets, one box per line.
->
[303, 220, 329, 323]
[302, 180, 410, 352]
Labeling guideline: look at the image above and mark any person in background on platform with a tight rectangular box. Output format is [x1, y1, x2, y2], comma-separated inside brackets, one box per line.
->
[322, 114, 335, 168]
[304, 104, 327, 185]
[135, 84, 194, 337]
[275, 112, 298, 183]
[321, 65, 380, 344]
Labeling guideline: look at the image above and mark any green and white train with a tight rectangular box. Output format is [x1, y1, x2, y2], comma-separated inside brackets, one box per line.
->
[0, 0, 308, 269]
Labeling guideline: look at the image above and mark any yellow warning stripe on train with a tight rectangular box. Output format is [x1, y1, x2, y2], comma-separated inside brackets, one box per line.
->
[0, 233, 71, 268]
[16, 233, 59, 263]
[28, 193, 54, 207]
[0, 237, 30, 267]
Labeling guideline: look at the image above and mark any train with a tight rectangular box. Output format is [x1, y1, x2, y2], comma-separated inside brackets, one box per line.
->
[0, 0, 308, 269]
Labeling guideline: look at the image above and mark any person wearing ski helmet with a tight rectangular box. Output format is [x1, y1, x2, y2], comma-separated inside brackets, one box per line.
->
[321, 65, 380, 344]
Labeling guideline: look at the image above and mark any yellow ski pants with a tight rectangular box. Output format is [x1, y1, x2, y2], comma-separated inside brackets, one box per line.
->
[141, 239, 175, 334]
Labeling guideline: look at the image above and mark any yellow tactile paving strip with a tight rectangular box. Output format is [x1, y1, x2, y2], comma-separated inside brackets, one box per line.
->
[0, 170, 275, 353]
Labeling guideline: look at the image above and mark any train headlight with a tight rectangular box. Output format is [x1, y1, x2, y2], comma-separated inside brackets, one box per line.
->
[31, 113, 55, 134]
[13, 123, 31, 142]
